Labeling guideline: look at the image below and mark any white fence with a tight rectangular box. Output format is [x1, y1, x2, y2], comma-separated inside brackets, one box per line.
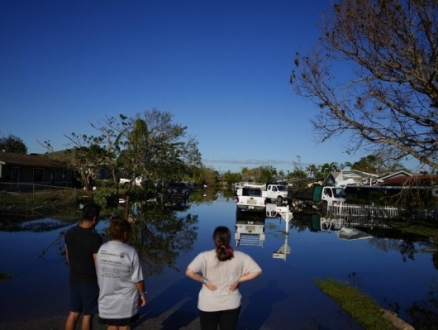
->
[328, 203, 438, 220]
[328, 203, 403, 219]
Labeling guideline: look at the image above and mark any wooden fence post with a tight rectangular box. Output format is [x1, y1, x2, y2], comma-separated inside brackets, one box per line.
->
[124, 195, 130, 220]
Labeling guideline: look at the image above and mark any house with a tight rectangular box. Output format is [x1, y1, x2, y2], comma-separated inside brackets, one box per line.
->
[376, 170, 413, 184]
[376, 174, 438, 188]
[46, 148, 115, 183]
[322, 169, 417, 201]
[0, 151, 74, 187]
[324, 170, 382, 187]
[324, 170, 413, 187]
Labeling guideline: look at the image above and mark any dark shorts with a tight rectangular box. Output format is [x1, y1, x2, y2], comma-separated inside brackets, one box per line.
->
[98, 313, 139, 326]
[69, 282, 99, 315]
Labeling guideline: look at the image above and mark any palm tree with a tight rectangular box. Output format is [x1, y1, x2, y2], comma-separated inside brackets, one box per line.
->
[305, 164, 319, 178]
[340, 162, 352, 170]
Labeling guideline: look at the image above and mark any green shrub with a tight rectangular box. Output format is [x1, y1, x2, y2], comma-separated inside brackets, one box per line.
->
[93, 189, 118, 209]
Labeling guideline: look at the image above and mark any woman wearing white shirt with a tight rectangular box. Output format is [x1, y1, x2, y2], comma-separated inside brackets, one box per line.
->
[186, 226, 262, 330]
[96, 217, 146, 330]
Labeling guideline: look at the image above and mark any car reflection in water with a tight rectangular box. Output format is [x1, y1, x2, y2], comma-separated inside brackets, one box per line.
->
[235, 208, 265, 247]
[165, 182, 193, 199]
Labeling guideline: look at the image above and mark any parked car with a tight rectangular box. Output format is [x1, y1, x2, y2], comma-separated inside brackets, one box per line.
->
[166, 182, 191, 198]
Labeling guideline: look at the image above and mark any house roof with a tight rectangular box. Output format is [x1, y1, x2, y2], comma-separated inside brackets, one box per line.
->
[326, 169, 414, 187]
[377, 170, 412, 181]
[340, 170, 380, 179]
[0, 151, 65, 168]
[326, 170, 380, 187]
[376, 174, 438, 186]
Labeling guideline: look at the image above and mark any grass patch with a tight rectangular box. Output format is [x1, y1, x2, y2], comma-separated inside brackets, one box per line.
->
[314, 278, 395, 330]
[0, 272, 14, 283]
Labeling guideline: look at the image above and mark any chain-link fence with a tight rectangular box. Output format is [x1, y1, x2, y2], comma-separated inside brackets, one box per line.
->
[0, 183, 77, 220]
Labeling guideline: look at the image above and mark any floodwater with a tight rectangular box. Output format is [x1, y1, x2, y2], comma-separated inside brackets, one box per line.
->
[0, 193, 437, 330]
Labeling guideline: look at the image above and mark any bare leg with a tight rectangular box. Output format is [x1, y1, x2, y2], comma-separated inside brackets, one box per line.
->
[81, 314, 94, 330]
[107, 326, 130, 330]
[65, 312, 80, 330]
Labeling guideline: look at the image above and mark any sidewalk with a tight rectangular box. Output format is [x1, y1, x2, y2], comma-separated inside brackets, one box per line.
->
[0, 312, 202, 330]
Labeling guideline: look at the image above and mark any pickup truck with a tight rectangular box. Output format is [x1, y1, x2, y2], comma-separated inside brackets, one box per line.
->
[262, 184, 289, 203]
[235, 187, 266, 212]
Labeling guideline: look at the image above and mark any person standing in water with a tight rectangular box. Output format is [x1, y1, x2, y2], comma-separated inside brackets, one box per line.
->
[96, 217, 146, 330]
[186, 226, 262, 330]
[64, 203, 103, 330]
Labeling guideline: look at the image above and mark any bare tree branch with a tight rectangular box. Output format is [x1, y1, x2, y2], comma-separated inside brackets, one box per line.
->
[291, 0, 438, 168]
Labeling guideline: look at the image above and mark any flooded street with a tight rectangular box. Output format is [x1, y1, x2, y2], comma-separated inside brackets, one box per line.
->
[0, 194, 437, 329]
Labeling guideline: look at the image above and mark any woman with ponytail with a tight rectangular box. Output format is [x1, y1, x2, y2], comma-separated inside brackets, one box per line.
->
[186, 226, 262, 330]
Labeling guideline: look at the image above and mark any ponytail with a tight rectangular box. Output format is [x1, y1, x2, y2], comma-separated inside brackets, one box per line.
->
[213, 226, 234, 261]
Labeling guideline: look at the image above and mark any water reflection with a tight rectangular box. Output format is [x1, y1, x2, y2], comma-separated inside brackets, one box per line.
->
[266, 203, 280, 218]
[291, 212, 438, 269]
[0, 218, 70, 233]
[336, 227, 372, 240]
[1, 196, 438, 329]
[189, 187, 219, 204]
[136, 277, 199, 329]
[129, 202, 198, 276]
[0, 218, 72, 261]
[234, 210, 265, 247]
[272, 232, 291, 261]
[291, 214, 344, 233]
[10, 199, 200, 276]
[239, 280, 288, 329]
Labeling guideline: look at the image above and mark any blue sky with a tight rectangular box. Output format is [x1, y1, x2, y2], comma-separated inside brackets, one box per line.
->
[0, 0, 411, 173]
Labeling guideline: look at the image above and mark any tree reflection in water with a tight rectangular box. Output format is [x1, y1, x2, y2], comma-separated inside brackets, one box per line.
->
[7, 200, 199, 273]
[4, 201, 438, 327]
[406, 282, 438, 330]
[291, 212, 438, 329]
[0, 219, 71, 261]
[0, 218, 70, 233]
[129, 202, 198, 277]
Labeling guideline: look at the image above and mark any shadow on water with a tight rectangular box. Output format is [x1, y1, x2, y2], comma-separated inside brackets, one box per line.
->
[239, 280, 288, 330]
[134, 277, 199, 329]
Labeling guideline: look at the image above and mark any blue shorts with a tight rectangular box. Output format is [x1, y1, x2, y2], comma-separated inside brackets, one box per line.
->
[69, 283, 99, 315]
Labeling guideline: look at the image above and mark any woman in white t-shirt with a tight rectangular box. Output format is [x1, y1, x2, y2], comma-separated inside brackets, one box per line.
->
[186, 226, 262, 330]
[96, 217, 146, 330]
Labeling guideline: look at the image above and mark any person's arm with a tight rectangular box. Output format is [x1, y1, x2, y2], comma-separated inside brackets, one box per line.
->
[229, 271, 262, 292]
[186, 268, 217, 291]
[135, 281, 147, 306]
